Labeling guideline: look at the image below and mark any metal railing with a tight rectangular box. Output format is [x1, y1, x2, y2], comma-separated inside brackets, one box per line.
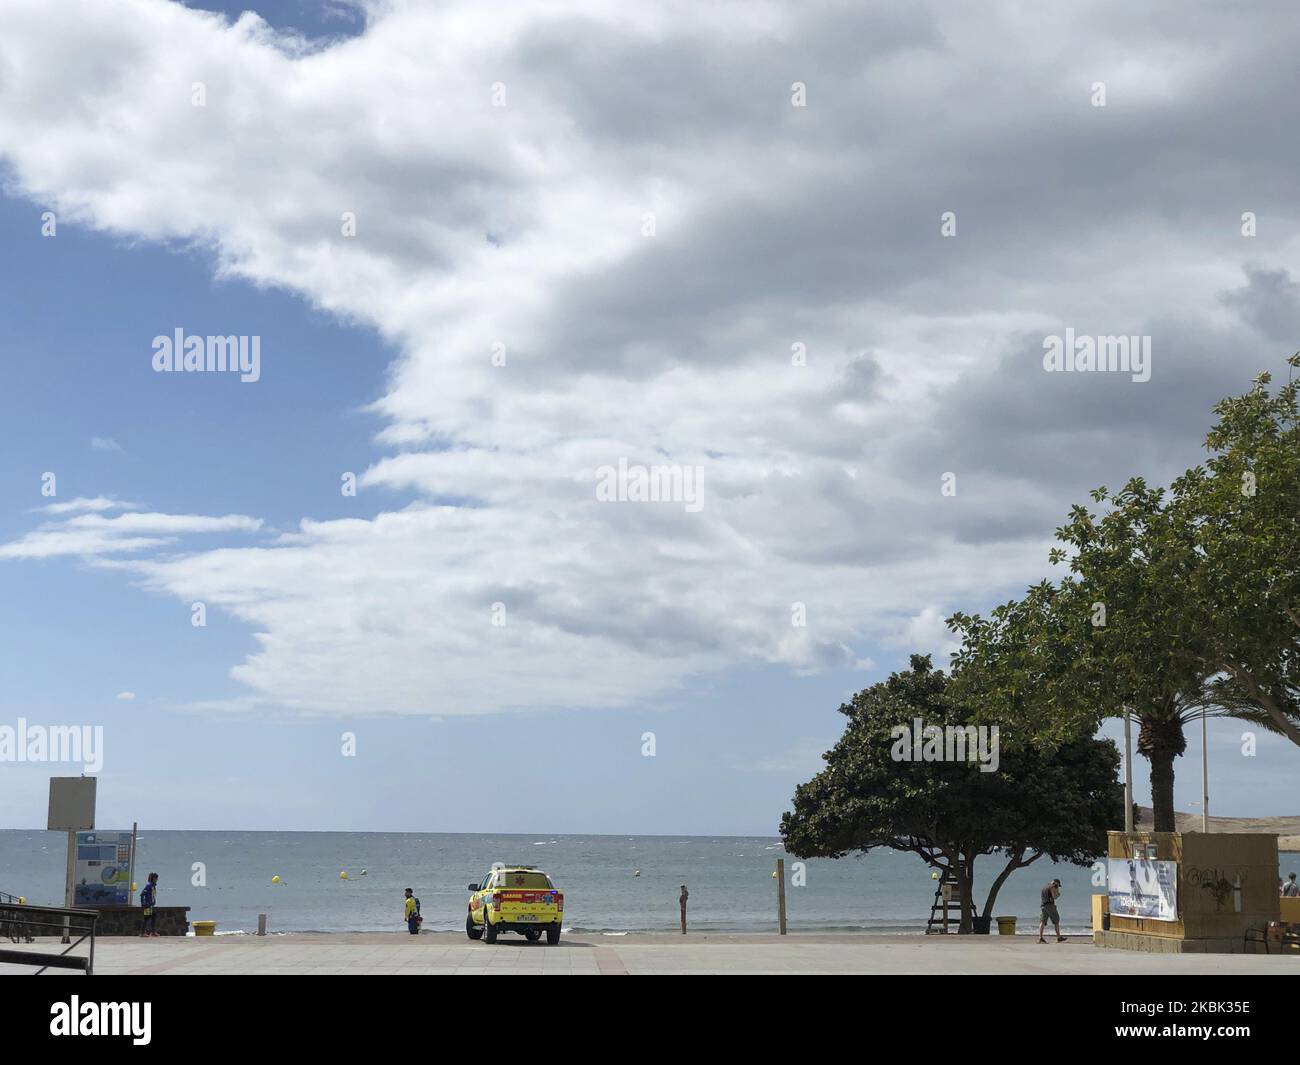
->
[0, 891, 35, 943]
[0, 903, 98, 974]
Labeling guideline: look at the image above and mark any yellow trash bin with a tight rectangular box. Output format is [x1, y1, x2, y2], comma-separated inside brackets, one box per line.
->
[192, 920, 218, 936]
[996, 916, 1017, 935]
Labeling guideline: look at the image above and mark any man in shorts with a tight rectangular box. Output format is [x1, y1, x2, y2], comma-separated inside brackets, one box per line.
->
[1038, 878, 1065, 943]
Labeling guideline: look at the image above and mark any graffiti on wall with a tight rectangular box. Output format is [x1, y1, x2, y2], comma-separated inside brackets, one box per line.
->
[1185, 866, 1246, 913]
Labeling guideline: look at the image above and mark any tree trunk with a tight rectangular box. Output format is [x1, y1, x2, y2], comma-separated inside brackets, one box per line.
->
[982, 849, 1043, 918]
[1137, 707, 1187, 832]
[956, 852, 974, 934]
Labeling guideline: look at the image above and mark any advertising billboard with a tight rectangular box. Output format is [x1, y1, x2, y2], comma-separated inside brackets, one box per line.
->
[73, 830, 134, 906]
[1108, 857, 1178, 921]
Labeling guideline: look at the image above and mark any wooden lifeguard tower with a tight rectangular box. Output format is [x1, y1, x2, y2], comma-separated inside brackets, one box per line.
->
[926, 867, 975, 933]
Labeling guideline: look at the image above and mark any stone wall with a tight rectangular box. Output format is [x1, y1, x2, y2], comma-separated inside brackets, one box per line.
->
[91, 905, 190, 936]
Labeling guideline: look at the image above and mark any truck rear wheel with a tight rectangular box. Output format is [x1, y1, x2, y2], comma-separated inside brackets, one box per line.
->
[484, 911, 498, 943]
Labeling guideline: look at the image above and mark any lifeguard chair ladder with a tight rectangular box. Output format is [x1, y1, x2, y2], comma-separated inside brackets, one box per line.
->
[925, 867, 974, 934]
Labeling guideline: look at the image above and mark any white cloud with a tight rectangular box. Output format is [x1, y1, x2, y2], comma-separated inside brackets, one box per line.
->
[91, 437, 123, 452]
[0, 511, 262, 560]
[115, 691, 136, 701]
[888, 606, 962, 667]
[37, 497, 136, 515]
[65, 513, 263, 535]
[1, 0, 1296, 716]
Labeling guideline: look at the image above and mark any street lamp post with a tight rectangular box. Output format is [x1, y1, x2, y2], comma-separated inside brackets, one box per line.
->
[1124, 709, 1134, 833]
[1201, 708, 1210, 833]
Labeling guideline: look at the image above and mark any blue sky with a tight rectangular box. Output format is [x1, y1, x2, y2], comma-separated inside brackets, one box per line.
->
[2, 0, 1299, 833]
[0, 181, 877, 833]
[1, 184, 1292, 832]
[0, 185, 867, 832]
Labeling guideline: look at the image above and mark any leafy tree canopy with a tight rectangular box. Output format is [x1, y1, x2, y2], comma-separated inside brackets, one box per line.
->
[780, 655, 1123, 926]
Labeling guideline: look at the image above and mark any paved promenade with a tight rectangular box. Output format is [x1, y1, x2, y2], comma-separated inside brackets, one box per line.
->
[3, 932, 1297, 975]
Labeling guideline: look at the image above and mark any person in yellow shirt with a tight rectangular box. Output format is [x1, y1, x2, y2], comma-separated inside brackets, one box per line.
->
[403, 888, 422, 935]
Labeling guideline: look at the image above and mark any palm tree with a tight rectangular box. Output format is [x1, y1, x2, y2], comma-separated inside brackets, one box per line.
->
[1131, 674, 1299, 832]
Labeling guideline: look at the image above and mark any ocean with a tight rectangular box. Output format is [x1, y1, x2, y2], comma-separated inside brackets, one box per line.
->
[0, 830, 1098, 935]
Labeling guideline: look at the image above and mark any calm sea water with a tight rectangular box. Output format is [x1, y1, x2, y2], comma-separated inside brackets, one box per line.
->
[0, 831, 1097, 934]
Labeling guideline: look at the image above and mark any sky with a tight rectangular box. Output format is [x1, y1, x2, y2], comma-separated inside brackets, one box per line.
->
[0, 0, 1298, 834]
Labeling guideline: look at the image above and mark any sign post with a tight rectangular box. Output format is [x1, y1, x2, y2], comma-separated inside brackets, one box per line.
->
[48, 777, 97, 943]
[129, 822, 139, 904]
[64, 831, 75, 909]
[776, 858, 787, 935]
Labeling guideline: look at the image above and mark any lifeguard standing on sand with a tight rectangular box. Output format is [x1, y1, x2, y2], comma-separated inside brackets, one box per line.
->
[403, 888, 422, 935]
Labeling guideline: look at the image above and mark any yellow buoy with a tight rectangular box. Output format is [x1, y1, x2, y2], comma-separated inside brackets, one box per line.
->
[339, 871, 348, 880]
[131, 883, 138, 892]
[931, 871, 939, 880]
[271, 875, 281, 884]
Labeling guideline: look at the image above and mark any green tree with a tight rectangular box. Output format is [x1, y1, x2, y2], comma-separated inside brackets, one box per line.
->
[1165, 364, 1300, 745]
[779, 655, 1123, 932]
[951, 364, 1300, 830]
[955, 485, 1215, 831]
[1050, 365, 1300, 749]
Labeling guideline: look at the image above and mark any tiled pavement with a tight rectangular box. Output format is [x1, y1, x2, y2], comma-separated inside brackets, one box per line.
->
[2, 932, 1298, 975]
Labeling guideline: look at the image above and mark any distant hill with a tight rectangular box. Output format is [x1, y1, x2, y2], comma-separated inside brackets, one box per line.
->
[1135, 807, 1300, 853]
